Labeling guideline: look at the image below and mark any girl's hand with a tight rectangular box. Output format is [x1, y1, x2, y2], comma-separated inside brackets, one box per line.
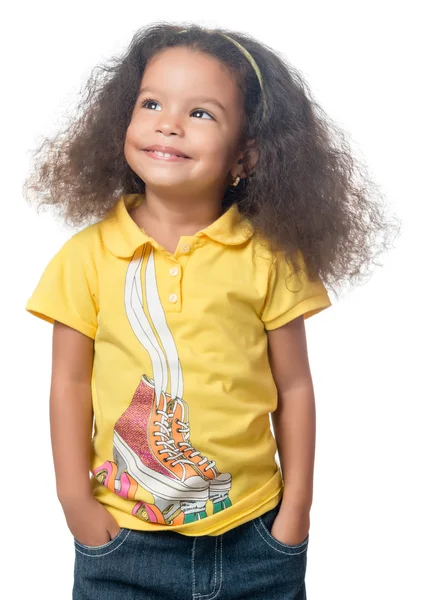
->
[60, 494, 121, 547]
[270, 503, 310, 546]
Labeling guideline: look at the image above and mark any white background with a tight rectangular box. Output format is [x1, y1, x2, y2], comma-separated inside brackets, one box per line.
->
[2, 1, 426, 598]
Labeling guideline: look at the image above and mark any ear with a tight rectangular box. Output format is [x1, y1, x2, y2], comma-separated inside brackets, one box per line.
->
[234, 138, 259, 180]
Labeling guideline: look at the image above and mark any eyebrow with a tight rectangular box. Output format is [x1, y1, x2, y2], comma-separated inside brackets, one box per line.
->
[138, 87, 226, 112]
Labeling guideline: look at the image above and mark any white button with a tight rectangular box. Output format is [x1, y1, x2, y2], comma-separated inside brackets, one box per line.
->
[169, 267, 179, 277]
[181, 244, 190, 254]
[169, 294, 178, 303]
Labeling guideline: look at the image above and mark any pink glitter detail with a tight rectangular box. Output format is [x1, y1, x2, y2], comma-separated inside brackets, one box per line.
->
[114, 377, 174, 479]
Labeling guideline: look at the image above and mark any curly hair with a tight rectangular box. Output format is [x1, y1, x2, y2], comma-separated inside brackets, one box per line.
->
[22, 21, 401, 297]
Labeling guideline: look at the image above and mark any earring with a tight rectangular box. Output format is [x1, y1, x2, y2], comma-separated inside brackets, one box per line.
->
[232, 175, 241, 187]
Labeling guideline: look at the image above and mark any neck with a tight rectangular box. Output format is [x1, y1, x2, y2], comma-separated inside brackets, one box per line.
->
[131, 188, 226, 235]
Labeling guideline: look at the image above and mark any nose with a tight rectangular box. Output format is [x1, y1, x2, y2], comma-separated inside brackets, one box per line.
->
[156, 111, 184, 136]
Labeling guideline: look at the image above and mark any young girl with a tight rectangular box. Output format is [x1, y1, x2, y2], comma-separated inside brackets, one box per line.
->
[23, 22, 400, 600]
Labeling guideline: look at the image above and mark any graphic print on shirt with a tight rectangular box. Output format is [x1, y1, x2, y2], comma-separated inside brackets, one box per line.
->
[93, 244, 233, 525]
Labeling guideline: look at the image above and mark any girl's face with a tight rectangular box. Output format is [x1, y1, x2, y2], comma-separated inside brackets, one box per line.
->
[124, 46, 255, 197]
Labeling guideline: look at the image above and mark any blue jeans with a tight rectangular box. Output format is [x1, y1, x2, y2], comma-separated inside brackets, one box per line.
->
[73, 502, 308, 599]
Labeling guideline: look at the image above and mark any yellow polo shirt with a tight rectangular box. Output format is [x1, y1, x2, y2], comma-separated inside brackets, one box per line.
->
[25, 193, 332, 536]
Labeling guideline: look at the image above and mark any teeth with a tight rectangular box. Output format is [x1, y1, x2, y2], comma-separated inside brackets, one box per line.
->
[146, 149, 188, 158]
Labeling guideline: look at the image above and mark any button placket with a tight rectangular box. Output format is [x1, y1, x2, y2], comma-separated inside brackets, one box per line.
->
[165, 259, 182, 312]
[165, 238, 195, 312]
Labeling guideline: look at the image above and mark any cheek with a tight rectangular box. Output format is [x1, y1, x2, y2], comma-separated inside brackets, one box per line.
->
[197, 130, 234, 162]
[126, 108, 150, 140]
[206, 141, 237, 171]
[123, 124, 142, 167]
[124, 120, 141, 146]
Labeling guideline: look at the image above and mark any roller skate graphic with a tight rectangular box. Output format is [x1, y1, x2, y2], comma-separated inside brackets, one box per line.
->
[93, 245, 232, 524]
[166, 392, 232, 513]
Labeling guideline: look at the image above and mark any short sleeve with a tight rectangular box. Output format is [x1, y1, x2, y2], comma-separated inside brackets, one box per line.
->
[25, 234, 98, 339]
[261, 250, 332, 331]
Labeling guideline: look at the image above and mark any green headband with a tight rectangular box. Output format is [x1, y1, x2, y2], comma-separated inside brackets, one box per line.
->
[177, 29, 267, 119]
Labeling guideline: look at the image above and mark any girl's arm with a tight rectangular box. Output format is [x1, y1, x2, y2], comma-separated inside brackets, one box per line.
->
[50, 321, 120, 545]
[267, 315, 316, 511]
[50, 321, 94, 501]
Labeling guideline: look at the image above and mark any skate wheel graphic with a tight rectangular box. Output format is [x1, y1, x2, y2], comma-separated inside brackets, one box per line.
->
[132, 500, 166, 523]
[132, 501, 186, 526]
[93, 461, 118, 493]
[118, 472, 138, 499]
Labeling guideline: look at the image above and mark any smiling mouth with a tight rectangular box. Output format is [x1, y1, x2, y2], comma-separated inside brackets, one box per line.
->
[143, 150, 191, 162]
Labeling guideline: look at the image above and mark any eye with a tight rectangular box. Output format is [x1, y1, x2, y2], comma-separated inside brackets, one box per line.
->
[140, 98, 214, 120]
[140, 98, 161, 111]
[191, 109, 214, 120]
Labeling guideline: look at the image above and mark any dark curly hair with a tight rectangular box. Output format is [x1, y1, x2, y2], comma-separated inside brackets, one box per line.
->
[22, 21, 401, 298]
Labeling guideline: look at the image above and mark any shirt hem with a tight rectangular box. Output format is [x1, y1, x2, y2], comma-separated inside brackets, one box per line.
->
[93, 469, 284, 536]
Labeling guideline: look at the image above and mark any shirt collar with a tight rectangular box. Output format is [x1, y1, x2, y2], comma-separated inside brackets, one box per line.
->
[101, 194, 254, 257]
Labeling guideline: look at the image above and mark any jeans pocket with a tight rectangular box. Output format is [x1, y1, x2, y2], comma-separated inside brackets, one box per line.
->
[74, 528, 130, 556]
[254, 504, 309, 555]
